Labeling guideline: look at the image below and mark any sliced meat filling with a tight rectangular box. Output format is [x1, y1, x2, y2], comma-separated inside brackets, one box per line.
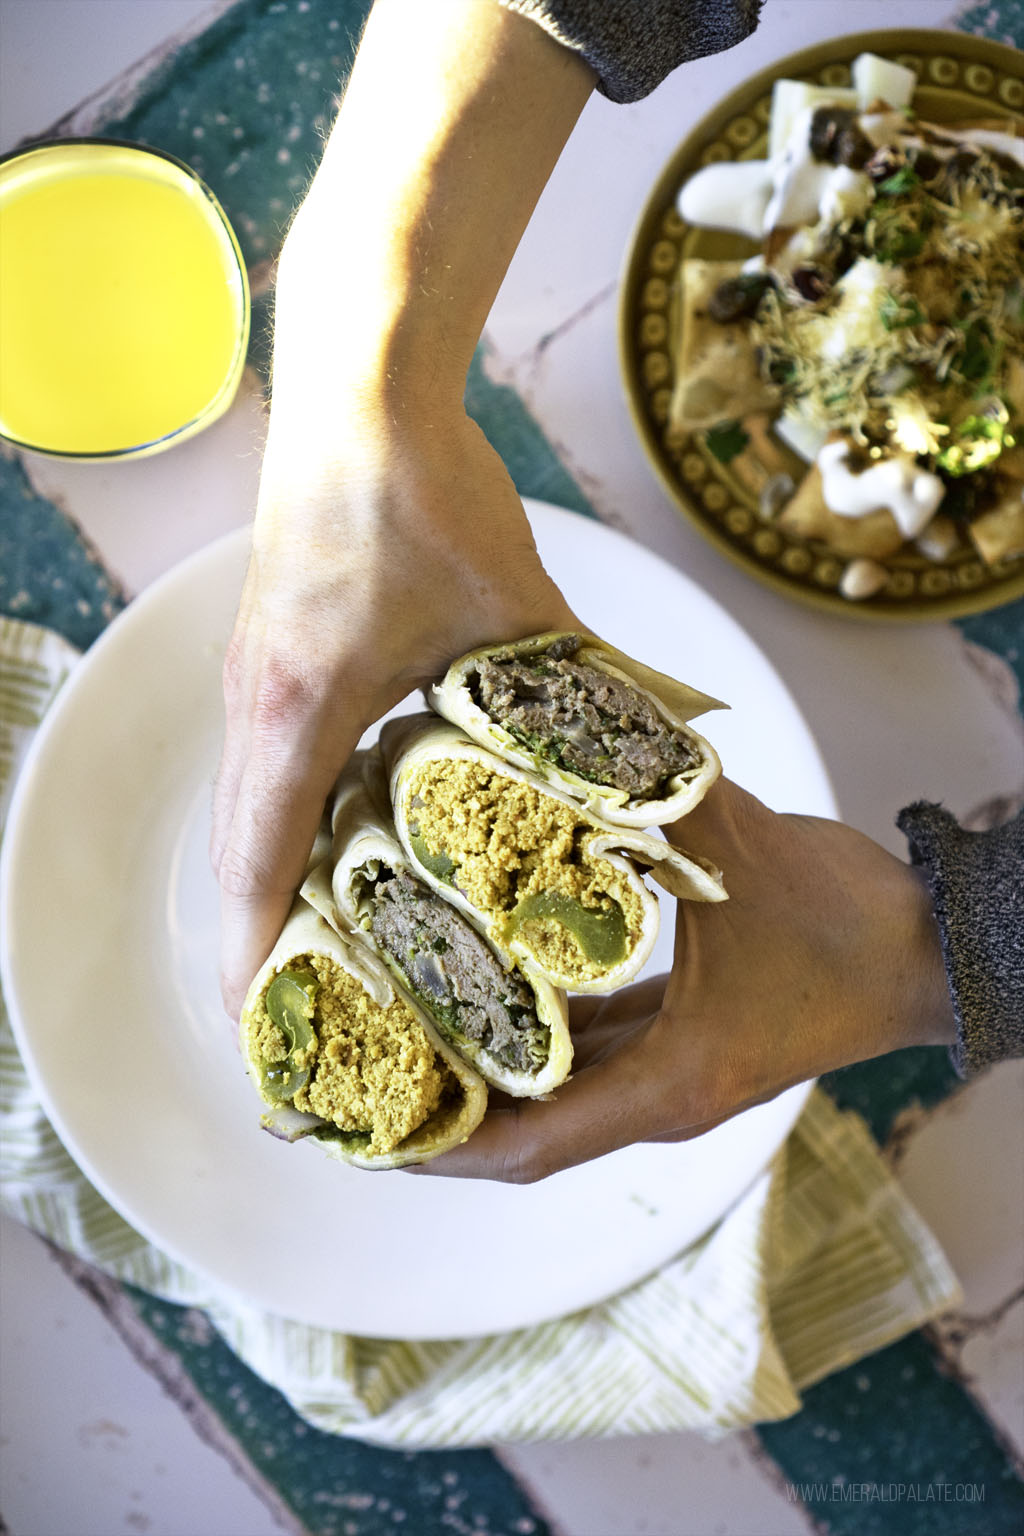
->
[369, 869, 549, 1075]
[472, 638, 698, 799]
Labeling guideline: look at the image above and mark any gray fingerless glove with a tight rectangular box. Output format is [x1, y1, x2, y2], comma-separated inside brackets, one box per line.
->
[897, 801, 1024, 1077]
[498, 0, 763, 103]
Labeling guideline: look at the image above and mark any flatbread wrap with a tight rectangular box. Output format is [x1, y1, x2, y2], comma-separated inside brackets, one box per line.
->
[300, 753, 573, 1097]
[239, 898, 486, 1169]
[428, 631, 724, 829]
[381, 714, 726, 995]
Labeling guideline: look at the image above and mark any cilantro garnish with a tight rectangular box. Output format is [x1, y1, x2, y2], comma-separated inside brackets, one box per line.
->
[879, 293, 924, 331]
[936, 406, 1010, 476]
[704, 421, 750, 463]
[954, 320, 995, 386]
[877, 165, 920, 197]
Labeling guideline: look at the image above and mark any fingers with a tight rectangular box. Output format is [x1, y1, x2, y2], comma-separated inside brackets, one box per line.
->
[663, 773, 764, 860]
[410, 1019, 664, 1181]
[217, 736, 342, 1018]
[213, 642, 363, 1018]
[569, 976, 668, 1033]
[410, 784, 777, 1182]
[567, 976, 668, 1069]
[411, 985, 681, 1181]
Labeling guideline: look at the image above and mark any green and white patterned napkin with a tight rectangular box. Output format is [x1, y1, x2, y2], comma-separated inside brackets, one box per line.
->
[0, 617, 961, 1446]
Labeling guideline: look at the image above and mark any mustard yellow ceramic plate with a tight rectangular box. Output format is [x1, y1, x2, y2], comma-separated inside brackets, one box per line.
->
[619, 29, 1024, 620]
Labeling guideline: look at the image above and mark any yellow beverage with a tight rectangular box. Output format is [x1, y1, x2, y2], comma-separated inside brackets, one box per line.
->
[0, 140, 250, 458]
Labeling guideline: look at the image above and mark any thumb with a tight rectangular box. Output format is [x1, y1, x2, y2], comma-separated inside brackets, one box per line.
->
[215, 713, 358, 1020]
[408, 1023, 663, 1182]
[663, 774, 768, 864]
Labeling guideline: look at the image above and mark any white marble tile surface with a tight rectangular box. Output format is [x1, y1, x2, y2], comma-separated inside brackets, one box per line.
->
[895, 1062, 1024, 1319]
[0, 0, 232, 150]
[0, 1214, 294, 1536]
[892, 1062, 1024, 1459]
[498, 1430, 816, 1536]
[958, 1299, 1024, 1463]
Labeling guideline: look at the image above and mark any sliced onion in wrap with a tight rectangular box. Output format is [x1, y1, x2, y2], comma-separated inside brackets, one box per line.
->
[300, 753, 573, 1097]
[239, 898, 486, 1169]
[428, 631, 724, 829]
[380, 715, 726, 995]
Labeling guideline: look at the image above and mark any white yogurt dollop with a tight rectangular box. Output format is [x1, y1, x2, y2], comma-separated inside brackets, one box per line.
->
[817, 440, 944, 539]
[678, 106, 874, 250]
[677, 159, 773, 242]
[764, 107, 856, 232]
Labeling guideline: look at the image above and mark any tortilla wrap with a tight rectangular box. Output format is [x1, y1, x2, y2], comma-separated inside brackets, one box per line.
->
[428, 631, 724, 829]
[239, 898, 486, 1169]
[669, 258, 780, 432]
[301, 752, 573, 1097]
[380, 714, 726, 995]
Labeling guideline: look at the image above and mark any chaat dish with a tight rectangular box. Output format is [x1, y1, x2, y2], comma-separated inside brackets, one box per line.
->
[673, 50, 1024, 599]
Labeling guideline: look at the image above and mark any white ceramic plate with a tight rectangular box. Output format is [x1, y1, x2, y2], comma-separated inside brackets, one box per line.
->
[1, 502, 833, 1339]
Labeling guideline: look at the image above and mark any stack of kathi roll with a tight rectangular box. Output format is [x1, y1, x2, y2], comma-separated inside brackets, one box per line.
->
[240, 632, 727, 1166]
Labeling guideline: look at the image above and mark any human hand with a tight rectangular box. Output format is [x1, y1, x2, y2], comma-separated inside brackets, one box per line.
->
[211, 403, 579, 1019]
[409, 777, 956, 1181]
[209, 0, 595, 1022]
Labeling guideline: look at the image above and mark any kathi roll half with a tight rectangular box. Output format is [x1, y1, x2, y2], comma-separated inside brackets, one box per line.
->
[239, 898, 486, 1169]
[428, 631, 724, 829]
[301, 751, 573, 1098]
[380, 714, 726, 996]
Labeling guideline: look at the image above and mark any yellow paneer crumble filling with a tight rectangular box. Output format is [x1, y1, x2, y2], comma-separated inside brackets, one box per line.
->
[257, 953, 456, 1156]
[407, 761, 645, 983]
[252, 1018, 288, 1063]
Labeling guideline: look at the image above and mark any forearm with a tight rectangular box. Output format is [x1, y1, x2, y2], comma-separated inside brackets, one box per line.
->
[270, 0, 595, 438]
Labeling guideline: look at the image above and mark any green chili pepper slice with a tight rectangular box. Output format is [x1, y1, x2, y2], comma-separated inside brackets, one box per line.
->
[409, 831, 458, 884]
[506, 891, 627, 966]
[262, 968, 318, 1100]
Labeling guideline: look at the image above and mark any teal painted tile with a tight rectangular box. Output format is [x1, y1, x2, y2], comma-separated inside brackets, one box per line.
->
[956, 597, 1024, 701]
[0, 454, 124, 649]
[957, 0, 1024, 47]
[247, 288, 276, 384]
[820, 1047, 962, 1146]
[124, 1285, 551, 1536]
[757, 1332, 1024, 1536]
[93, 0, 374, 267]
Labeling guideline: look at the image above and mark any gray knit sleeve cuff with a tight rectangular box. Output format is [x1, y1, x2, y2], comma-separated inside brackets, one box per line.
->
[498, 0, 764, 103]
[896, 801, 1024, 1078]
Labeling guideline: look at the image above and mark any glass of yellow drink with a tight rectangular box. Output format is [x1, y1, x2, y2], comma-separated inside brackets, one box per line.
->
[0, 138, 251, 460]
